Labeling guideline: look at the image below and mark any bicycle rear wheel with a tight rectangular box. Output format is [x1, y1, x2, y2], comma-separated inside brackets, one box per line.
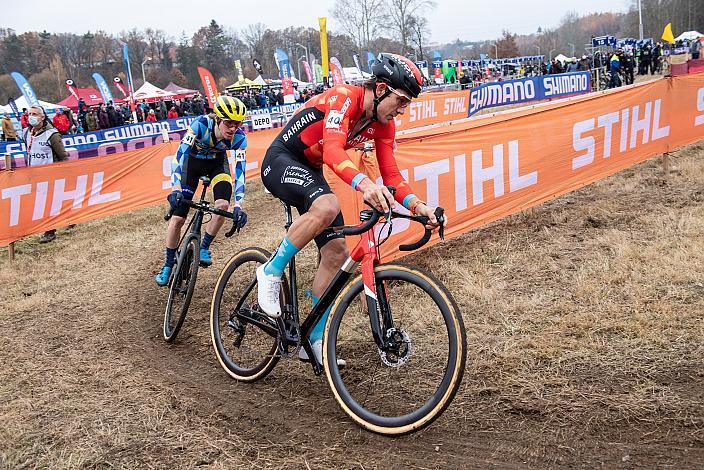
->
[210, 247, 290, 382]
[324, 264, 466, 435]
[163, 235, 200, 342]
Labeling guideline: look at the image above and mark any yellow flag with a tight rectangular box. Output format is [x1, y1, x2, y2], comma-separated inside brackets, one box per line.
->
[318, 17, 329, 81]
[662, 23, 675, 44]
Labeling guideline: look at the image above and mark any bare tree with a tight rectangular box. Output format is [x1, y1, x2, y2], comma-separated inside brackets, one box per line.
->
[331, 0, 384, 50]
[407, 15, 429, 61]
[242, 22, 267, 58]
[385, 0, 436, 55]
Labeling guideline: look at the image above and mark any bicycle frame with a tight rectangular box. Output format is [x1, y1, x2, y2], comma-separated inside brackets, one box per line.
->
[280, 204, 384, 374]
[229, 199, 442, 374]
[174, 183, 211, 250]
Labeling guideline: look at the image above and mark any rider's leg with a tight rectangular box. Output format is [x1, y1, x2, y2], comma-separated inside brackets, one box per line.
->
[156, 214, 185, 285]
[165, 215, 186, 265]
[310, 238, 349, 342]
[200, 174, 232, 266]
[257, 195, 340, 317]
[263, 194, 341, 276]
[201, 198, 229, 249]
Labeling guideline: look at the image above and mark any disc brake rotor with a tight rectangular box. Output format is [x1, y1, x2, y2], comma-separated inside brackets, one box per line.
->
[379, 327, 412, 367]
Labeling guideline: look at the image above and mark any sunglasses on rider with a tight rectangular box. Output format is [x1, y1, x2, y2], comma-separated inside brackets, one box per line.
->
[220, 119, 243, 129]
[387, 86, 412, 107]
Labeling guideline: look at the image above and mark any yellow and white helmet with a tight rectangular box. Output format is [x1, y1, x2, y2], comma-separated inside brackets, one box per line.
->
[213, 95, 247, 121]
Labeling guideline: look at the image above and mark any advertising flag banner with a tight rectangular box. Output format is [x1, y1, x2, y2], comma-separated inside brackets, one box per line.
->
[197, 66, 219, 109]
[318, 17, 330, 83]
[302, 60, 313, 82]
[329, 57, 344, 85]
[415, 60, 429, 80]
[314, 63, 323, 83]
[235, 60, 245, 81]
[432, 51, 443, 82]
[113, 77, 128, 97]
[366, 51, 376, 72]
[353, 54, 363, 74]
[10, 71, 40, 107]
[122, 44, 136, 112]
[92, 73, 114, 104]
[65, 79, 80, 101]
[7, 98, 20, 117]
[253, 59, 263, 75]
[274, 49, 295, 103]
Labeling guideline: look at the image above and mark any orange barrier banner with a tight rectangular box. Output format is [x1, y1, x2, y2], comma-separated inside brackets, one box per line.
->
[2, 75, 702, 248]
[332, 74, 704, 261]
[394, 90, 469, 131]
[0, 142, 178, 245]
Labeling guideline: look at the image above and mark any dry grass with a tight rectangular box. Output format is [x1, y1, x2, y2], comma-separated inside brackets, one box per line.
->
[0, 142, 702, 469]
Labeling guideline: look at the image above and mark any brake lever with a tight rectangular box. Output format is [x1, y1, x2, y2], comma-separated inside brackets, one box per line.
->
[435, 207, 446, 241]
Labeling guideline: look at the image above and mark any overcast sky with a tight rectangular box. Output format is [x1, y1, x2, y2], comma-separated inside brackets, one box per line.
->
[5, 0, 629, 44]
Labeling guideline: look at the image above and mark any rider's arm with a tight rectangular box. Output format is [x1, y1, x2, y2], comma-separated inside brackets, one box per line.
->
[321, 91, 370, 190]
[231, 129, 247, 207]
[373, 129, 425, 214]
[171, 118, 204, 191]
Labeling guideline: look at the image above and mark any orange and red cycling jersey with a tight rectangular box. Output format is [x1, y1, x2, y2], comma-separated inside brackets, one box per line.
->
[272, 85, 419, 209]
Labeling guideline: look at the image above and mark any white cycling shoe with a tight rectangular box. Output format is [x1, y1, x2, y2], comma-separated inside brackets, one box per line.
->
[299, 339, 346, 368]
[256, 265, 283, 319]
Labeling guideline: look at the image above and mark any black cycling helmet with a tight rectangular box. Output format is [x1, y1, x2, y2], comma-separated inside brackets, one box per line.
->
[371, 53, 424, 98]
[368, 53, 423, 121]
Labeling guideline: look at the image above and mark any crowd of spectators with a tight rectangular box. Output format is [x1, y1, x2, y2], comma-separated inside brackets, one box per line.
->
[228, 86, 314, 110]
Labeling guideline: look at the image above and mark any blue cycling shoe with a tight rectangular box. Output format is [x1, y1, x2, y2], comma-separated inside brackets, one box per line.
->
[155, 265, 172, 286]
[199, 247, 213, 267]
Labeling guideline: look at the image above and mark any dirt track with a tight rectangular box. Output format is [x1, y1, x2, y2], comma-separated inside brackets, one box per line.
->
[1, 144, 703, 469]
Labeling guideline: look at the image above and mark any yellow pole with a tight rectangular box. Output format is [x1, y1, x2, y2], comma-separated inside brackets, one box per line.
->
[318, 17, 329, 86]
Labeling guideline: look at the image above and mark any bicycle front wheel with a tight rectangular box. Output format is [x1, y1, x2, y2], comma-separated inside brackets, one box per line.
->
[210, 247, 290, 382]
[324, 264, 466, 435]
[163, 234, 200, 342]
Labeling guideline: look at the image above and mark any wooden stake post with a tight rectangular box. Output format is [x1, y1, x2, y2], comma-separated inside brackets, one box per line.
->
[663, 152, 671, 177]
[3, 153, 15, 261]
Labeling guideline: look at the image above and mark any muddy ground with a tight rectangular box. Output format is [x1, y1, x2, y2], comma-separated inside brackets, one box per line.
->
[1, 144, 702, 469]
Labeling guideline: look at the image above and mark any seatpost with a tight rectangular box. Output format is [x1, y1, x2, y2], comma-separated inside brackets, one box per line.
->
[199, 180, 210, 202]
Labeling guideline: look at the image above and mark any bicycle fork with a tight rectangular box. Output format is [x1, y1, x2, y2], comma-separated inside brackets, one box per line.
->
[353, 230, 393, 349]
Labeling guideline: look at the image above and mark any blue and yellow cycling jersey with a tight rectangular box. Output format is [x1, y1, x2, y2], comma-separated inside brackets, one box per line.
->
[171, 115, 247, 204]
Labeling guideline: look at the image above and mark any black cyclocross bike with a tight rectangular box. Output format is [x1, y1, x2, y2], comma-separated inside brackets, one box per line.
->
[163, 176, 244, 342]
[210, 190, 466, 435]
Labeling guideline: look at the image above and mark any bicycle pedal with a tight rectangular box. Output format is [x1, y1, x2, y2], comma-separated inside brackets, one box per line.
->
[282, 318, 300, 344]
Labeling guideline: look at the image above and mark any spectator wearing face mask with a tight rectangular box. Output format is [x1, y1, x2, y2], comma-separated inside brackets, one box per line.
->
[23, 106, 69, 243]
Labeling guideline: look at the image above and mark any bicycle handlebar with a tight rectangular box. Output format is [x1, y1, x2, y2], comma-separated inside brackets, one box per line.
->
[339, 186, 446, 252]
[398, 207, 445, 252]
[164, 200, 243, 237]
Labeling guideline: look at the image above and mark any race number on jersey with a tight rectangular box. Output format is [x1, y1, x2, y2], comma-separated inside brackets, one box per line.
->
[325, 110, 345, 129]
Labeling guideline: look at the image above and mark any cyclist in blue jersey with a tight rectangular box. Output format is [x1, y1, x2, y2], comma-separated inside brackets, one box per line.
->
[155, 95, 249, 286]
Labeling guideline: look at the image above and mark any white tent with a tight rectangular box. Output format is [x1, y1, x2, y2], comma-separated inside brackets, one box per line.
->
[131, 81, 175, 102]
[253, 75, 268, 86]
[675, 31, 703, 41]
[291, 76, 311, 87]
[0, 95, 62, 113]
[342, 67, 372, 82]
[0, 95, 63, 115]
